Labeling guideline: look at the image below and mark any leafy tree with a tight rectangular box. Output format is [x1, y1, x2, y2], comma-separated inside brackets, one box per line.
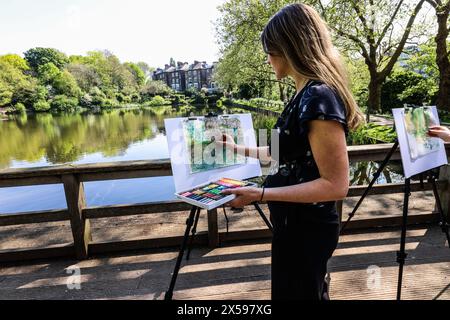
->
[424, 0, 450, 110]
[136, 62, 154, 79]
[33, 100, 51, 112]
[66, 63, 101, 92]
[140, 80, 173, 99]
[316, 0, 429, 120]
[215, 0, 295, 101]
[381, 68, 437, 111]
[50, 95, 79, 112]
[0, 54, 30, 71]
[38, 63, 81, 98]
[125, 62, 146, 86]
[24, 48, 69, 73]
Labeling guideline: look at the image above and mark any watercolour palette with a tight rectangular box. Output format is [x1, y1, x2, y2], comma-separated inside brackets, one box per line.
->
[175, 178, 257, 210]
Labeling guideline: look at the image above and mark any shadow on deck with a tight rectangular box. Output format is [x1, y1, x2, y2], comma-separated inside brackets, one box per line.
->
[0, 224, 448, 300]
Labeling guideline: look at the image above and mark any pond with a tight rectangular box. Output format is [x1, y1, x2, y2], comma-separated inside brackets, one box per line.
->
[0, 106, 404, 214]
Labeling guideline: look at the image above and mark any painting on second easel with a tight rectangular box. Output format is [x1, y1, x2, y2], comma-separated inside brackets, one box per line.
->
[182, 115, 247, 174]
[403, 106, 441, 161]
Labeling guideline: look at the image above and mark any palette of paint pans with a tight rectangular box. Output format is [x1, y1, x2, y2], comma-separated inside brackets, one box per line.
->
[175, 178, 257, 210]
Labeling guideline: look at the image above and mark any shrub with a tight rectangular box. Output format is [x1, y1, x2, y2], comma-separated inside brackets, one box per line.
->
[13, 102, 26, 114]
[51, 95, 78, 112]
[33, 100, 51, 112]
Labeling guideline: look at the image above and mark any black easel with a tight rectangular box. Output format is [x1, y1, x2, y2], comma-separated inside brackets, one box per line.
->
[340, 141, 450, 300]
[165, 112, 273, 300]
[164, 202, 272, 300]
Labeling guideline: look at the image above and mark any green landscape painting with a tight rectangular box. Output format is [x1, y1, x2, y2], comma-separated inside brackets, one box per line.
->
[182, 115, 246, 174]
[403, 106, 441, 160]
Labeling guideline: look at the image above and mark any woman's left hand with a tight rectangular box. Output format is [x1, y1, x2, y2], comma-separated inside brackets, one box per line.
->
[221, 187, 263, 208]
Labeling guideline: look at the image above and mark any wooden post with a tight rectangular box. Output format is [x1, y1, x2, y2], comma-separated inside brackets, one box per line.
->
[438, 165, 450, 219]
[207, 209, 219, 248]
[62, 174, 91, 260]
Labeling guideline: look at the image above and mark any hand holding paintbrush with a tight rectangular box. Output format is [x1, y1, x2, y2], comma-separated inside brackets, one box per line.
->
[428, 125, 450, 142]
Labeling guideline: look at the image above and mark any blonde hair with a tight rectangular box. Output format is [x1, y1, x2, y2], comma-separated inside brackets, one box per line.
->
[261, 3, 364, 130]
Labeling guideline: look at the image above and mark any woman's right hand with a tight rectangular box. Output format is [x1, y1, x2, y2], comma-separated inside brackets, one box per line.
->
[216, 133, 237, 150]
[428, 125, 450, 142]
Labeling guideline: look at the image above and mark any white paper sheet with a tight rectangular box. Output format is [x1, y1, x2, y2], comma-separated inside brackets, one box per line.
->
[165, 113, 262, 193]
[392, 106, 447, 178]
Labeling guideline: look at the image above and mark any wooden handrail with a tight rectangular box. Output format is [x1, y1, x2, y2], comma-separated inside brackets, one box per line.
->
[1, 143, 450, 262]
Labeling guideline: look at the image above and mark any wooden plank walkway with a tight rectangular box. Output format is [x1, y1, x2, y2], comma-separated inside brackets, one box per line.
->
[0, 224, 448, 300]
[0, 190, 448, 300]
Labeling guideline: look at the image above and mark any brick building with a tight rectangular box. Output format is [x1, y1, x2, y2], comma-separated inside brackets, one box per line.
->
[153, 60, 218, 93]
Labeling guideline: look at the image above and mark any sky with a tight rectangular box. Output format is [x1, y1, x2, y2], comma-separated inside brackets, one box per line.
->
[0, 0, 227, 68]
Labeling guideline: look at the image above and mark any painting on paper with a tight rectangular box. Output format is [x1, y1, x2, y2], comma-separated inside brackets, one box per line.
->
[182, 115, 246, 174]
[403, 106, 441, 161]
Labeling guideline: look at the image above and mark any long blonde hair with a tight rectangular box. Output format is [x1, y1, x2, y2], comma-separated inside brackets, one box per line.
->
[261, 3, 364, 130]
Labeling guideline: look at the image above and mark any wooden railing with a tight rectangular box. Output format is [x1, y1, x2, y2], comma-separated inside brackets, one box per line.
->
[1, 143, 450, 263]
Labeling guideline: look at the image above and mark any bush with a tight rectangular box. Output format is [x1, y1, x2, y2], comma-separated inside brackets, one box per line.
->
[33, 100, 51, 112]
[51, 95, 79, 112]
[381, 69, 437, 112]
[144, 95, 171, 106]
[13, 102, 26, 114]
[100, 98, 116, 108]
[80, 93, 93, 108]
[348, 123, 397, 145]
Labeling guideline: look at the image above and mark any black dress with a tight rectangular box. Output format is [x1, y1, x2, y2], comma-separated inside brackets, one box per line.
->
[264, 80, 348, 300]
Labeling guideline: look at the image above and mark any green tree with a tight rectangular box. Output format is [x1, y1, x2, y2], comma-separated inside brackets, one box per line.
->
[66, 63, 101, 92]
[125, 62, 146, 86]
[381, 68, 437, 110]
[38, 62, 81, 98]
[140, 80, 173, 100]
[316, 0, 428, 120]
[0, 55, 37, 108]
[424, 0, 450, 111]
[24, 47, 69, 73]
[215, 0, 295, 101]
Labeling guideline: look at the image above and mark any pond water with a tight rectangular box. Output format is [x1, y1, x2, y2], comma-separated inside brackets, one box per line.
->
[0, 106, 403, 214]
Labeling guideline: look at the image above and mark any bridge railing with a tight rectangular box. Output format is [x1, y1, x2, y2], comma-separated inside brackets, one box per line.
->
[1, 143, 449, 263]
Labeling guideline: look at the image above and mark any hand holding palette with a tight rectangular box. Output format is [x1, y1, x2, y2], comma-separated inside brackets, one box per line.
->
[175, 178, 257, 210]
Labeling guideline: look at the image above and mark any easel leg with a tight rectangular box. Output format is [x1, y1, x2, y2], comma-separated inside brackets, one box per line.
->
[187, 207, 202, 261]
[253, 202, 273, 233]
[341, 140, 399, 234]
[429, 177, 450, 248]
[397, 178, 411, 301]
[165, 206, 197, 300]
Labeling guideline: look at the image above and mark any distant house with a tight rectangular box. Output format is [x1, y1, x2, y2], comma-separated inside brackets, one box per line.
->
[153, 60, 219, 93]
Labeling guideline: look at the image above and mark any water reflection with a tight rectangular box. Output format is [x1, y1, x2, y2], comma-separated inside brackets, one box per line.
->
[0, 106, 405, 214]
[0, 106, 188, 169]
[350, 161, 404, 185]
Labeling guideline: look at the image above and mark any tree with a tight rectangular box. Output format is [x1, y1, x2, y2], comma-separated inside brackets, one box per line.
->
[316, 0, 428, 121]
[24, 48, 69, 73]
[125, 62, 146, 86]
[136, 62, 154, 79]
[0, 55, 36, 108]
[67, 63, 101, 92]
[215, 0, 296, 101]
[425, 0, 450, 110]
[381, 67, 437, 110]
[38, 63, 81, 98]
[140, 80, 173, 100]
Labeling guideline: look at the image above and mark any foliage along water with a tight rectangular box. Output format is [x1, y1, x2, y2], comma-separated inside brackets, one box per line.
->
[0, 105, 403, 214]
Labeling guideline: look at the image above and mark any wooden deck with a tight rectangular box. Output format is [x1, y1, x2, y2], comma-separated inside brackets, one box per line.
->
[0, 225, 448, 300]
[0, 193, 448, 300]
